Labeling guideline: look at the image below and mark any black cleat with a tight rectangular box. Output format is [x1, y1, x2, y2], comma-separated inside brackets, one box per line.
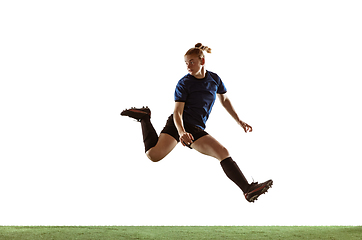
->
[120, 106, 151, 122]
[244, 179, 273, 203]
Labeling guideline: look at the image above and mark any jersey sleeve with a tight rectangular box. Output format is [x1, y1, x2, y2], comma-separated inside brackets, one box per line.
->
[217, 78, 227, 94]
[174, 79, 188, 102]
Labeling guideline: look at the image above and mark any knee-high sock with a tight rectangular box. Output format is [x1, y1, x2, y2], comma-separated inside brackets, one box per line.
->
[220, 157, 250, 193]
[140, 116, 158, 152]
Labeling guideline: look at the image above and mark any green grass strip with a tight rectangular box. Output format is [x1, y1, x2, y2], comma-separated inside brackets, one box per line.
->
[0, 226, 361, 240]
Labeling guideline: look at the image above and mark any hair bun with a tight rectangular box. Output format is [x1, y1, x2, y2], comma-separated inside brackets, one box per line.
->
[195, 43, 203, 48]
[195, 43, 212, 53]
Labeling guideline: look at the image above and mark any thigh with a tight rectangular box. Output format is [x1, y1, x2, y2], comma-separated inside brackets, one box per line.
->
[160, 114, 180, 142]
[191, 135, 230, 161]
[146, 133, 178, 162]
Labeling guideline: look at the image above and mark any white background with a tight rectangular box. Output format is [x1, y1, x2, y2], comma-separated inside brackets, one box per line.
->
[1, 0, 361, 225]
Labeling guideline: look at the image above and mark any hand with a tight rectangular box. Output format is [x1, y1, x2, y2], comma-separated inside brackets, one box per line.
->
[179, 132, 194, 147]
[239, 120, 253, 133]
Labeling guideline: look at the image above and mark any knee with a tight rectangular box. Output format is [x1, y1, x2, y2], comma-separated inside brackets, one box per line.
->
[218, 146, 230, 161]
[146, 149, 164, 162]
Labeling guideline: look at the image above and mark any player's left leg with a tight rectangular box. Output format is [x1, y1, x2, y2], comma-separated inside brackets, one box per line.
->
[191, 135, 250, 191]
[191, 135, 272, 202]
[190, 134, 230, 161]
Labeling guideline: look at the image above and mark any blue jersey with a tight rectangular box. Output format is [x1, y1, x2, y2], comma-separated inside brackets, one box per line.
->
[174, 70, 227, 130]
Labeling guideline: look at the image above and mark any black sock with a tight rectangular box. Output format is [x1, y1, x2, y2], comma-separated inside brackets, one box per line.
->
[140, 116, 158, 152]
[220, 157, 250, 193]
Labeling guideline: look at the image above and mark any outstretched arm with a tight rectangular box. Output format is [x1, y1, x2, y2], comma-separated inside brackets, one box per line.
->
[217, 93, 253, 133]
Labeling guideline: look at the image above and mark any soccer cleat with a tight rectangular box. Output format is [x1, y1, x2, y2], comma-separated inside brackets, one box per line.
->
[244, 179, 273, 203]
[120, 106, 151, 122]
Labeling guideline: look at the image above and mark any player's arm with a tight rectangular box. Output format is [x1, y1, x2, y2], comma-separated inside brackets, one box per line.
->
[173, 102, 194, 146]
[217, 93, 252, 133]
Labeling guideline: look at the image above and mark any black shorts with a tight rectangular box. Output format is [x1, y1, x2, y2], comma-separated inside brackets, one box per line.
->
[160, 114, 208, 147]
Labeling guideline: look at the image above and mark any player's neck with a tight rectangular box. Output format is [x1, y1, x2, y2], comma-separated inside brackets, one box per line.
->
[193, 67, 206, 79]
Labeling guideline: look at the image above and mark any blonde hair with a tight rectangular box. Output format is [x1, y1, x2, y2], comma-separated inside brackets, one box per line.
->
[185, 43, 212, 59]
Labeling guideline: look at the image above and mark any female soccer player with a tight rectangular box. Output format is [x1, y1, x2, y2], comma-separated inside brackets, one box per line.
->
[121, 43, 272, 202]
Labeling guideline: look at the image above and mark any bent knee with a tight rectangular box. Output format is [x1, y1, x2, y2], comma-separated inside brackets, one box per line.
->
[146, 149, 165, 162]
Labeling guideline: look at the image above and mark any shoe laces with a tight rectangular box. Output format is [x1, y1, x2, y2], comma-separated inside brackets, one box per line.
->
[250, 177, 258, 185]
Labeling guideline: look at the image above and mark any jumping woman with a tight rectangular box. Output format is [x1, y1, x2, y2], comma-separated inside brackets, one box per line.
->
[121, 43, 272, 203]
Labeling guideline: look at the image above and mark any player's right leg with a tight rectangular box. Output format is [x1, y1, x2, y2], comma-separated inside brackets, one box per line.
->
[146, 133, 178, 162]
[121, 107, 178, 162]
[121, 106, 159, 153]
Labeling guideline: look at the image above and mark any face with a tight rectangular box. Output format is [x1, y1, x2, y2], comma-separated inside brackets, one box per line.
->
[184, 54, 205, 76]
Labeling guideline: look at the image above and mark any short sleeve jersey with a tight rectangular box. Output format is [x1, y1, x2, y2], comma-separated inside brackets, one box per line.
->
[174, 70, 227, 130]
